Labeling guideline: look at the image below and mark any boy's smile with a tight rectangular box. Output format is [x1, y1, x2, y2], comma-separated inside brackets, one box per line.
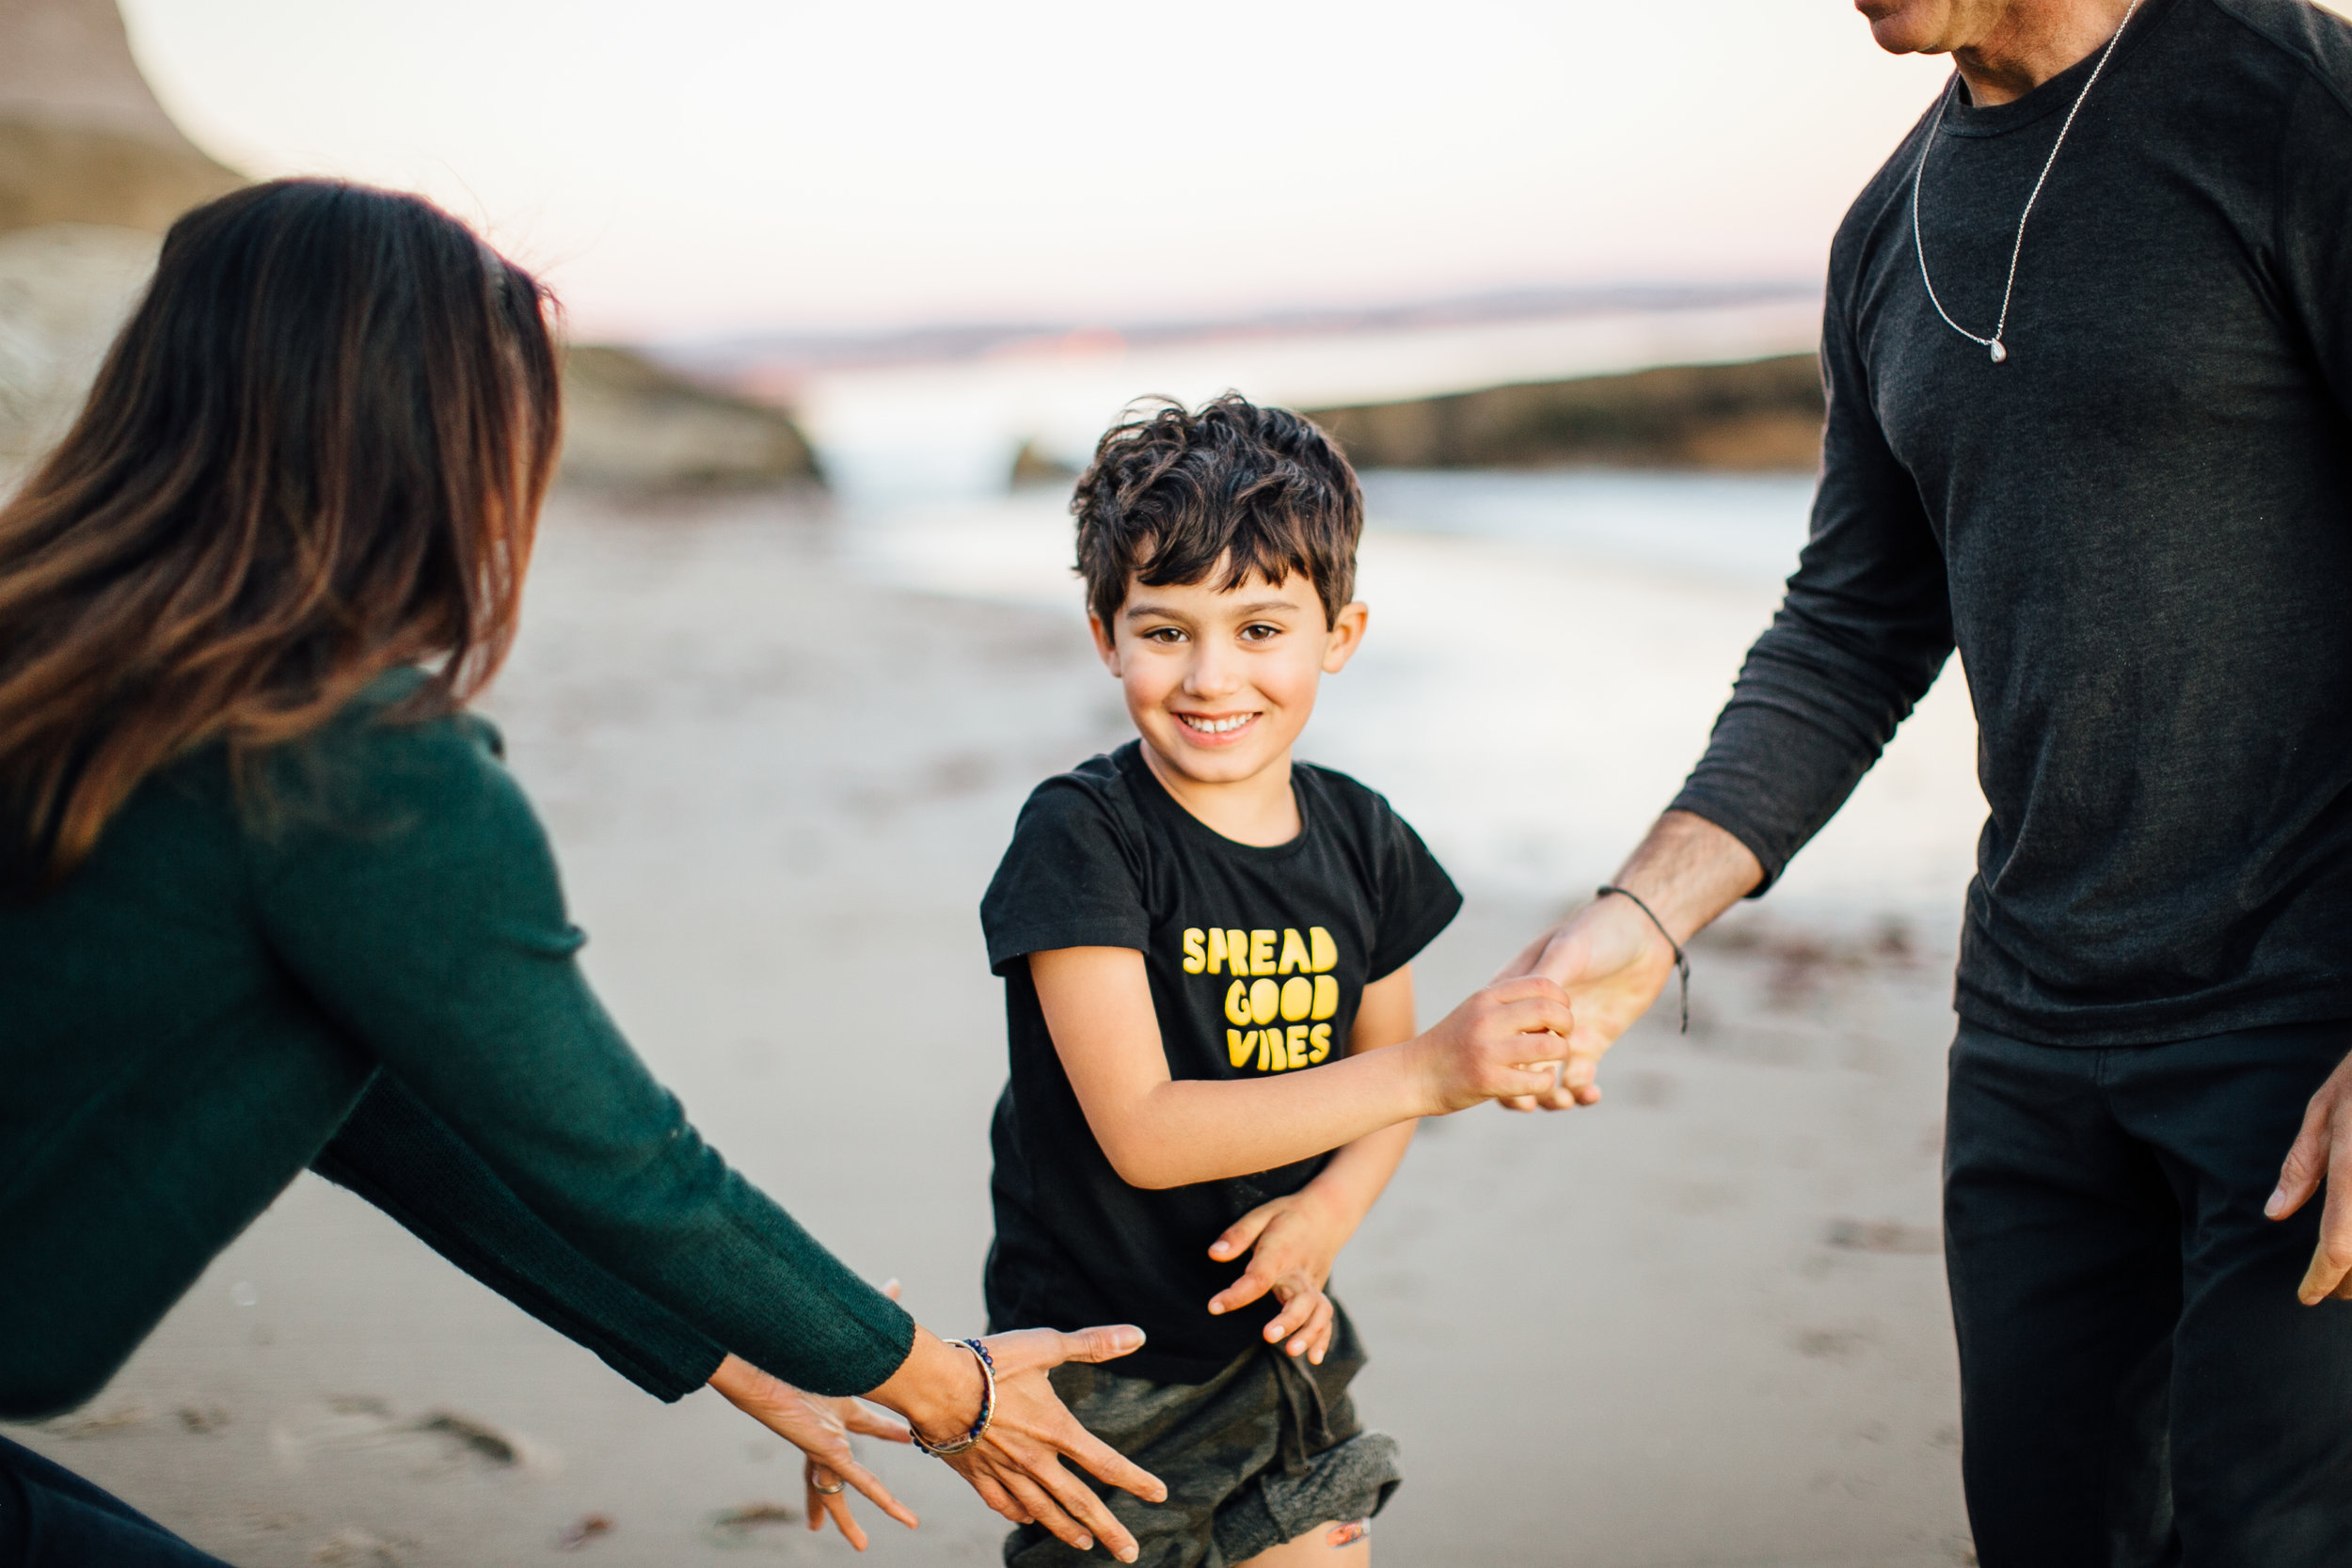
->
[1174, 711, 1258, 742]
[1091, 565, 1368, 847]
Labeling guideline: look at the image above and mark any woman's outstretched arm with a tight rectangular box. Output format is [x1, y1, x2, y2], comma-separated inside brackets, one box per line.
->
[254, 702, 1161, 1558]
[311, 1070, 727, 1401]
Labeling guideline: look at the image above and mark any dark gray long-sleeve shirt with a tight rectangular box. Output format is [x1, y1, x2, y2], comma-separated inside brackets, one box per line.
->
[1673, 0, 2352, 1047]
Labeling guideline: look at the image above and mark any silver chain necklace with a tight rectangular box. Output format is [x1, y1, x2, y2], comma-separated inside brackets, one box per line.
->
[1911, 0, 2143, 366]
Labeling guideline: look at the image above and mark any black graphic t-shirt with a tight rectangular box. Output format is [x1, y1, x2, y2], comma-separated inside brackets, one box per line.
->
[979, 741, 1461, 1383]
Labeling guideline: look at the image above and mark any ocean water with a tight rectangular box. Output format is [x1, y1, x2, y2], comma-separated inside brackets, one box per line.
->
[786, 299, 1822, 498]
[841, 467, 1986, 925]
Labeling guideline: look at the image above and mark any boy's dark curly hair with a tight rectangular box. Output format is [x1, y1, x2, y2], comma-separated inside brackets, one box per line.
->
[1073, 392, 1362, 631]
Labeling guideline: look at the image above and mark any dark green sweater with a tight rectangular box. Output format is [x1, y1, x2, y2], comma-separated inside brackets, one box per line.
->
[0, 671, 914, 1418]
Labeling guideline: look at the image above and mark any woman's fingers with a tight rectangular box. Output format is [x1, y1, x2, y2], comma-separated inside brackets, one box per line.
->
[842, 1402, 914, 1443]
[983, 1323, 1146, 1377]
[1048, 1323, 1147, 1367]
[832, 1454, 918, 1532]
[1039, 1407, 1168, 1504]
[961, 1466, 1026, 1524]
[1004, 1441, 1143, 1563]
[993, 1465, 1108, 1558]
[807, 1473, 871, 1552]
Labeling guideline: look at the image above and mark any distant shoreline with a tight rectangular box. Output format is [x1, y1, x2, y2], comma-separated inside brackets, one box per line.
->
[1308, 354, 1824, 473]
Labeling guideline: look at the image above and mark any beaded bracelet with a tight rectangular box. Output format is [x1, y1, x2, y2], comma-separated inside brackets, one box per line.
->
[911, 1338, 996, 1458]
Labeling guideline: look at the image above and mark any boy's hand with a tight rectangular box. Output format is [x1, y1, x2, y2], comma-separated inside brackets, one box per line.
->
[1409, 976, 1576, 1115]
[1205, 1188, 1347, 1364]
[1493, 888, 1680, 1109]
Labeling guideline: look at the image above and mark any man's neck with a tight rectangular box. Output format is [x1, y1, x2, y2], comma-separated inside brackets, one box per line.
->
[1950, 0, 2137, 105]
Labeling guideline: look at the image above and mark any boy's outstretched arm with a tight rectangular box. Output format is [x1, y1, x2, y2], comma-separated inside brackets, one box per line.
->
[1031, 948, 1567, 1191]
[1203, 964, 1422, 1363]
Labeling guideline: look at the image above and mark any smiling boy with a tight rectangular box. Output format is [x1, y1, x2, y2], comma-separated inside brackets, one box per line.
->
[979, 395, 1572, 1567]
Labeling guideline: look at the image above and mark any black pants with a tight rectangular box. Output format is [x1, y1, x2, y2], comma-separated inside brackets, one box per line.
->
[0, 1435, 232, 1566]
[1946, 1020, 2352, 1567]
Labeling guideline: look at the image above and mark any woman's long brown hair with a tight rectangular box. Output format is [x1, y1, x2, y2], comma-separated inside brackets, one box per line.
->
[0, 180, 560, 885]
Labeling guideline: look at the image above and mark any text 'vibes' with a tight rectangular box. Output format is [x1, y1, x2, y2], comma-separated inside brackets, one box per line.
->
[1181, 926, 1343, 1075]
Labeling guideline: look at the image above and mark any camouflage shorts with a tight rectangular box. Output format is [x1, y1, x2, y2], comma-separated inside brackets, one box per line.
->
[1004, 1303, 1401, 1568]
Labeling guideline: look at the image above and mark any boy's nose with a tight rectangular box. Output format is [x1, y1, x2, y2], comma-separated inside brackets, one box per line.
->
[1182, 648, 1245, 699]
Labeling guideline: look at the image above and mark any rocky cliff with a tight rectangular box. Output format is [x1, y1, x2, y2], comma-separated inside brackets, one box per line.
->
[0, 0, 234, 480]
[0, 0, 820, 493]
[0, 0, 243, 232]
[560, 345, 820, 489]
[1308, 354, 1824, 472]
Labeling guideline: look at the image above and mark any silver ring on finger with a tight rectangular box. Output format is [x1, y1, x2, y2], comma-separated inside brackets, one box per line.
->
[805, 1460, 847, 1496]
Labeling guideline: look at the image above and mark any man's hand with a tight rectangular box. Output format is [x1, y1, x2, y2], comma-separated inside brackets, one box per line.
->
[1495, 812, 1762, 1110]
[1205, 1187, 1349, 1364]
[1492, 894, 1680, 1110]
[2266, 1049, 2352, 1303]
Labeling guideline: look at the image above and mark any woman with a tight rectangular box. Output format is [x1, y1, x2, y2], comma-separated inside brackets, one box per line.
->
[0, 180, 1164, 1566]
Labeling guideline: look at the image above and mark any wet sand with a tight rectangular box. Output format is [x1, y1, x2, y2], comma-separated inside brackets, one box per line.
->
[7, 490, 1977, 1567]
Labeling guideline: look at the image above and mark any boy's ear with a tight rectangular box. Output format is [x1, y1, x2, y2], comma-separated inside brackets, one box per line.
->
[1320, 601, 1369, 675]
[1088, 612, 1123, 675]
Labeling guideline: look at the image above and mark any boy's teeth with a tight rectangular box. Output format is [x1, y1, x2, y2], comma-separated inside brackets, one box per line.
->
[1185, 714, 1250, 734]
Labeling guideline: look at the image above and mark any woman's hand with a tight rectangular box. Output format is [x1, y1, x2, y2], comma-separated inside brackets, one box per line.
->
[799, 1392, 918, 1549]
[867, 1323, 1168, 1563]
[1205, 1188, 1347, 1364]
[707, 1354, 917, 1551]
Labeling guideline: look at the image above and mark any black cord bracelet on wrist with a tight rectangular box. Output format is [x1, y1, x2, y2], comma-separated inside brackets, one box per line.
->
[1597, 885, 1689, 1034]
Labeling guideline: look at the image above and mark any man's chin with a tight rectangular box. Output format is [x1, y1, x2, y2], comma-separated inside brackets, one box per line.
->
[1855, 0, 1957, 56]
[1867, 21, 1953, 56]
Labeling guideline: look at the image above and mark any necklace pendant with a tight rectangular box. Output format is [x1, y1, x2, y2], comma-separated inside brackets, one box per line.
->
[1989, 340, 2009, 365]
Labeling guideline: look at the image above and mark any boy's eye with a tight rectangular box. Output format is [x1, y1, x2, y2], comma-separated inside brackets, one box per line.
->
[1238, 623, 1281, 642]
[1142, 626, 1186, 643]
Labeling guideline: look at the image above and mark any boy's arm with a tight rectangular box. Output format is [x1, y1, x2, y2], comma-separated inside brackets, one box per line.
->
[1279, 964, 1420, 1240]
[1032, 948, 1565, 1191]
[1202, 965, 1421, 1361]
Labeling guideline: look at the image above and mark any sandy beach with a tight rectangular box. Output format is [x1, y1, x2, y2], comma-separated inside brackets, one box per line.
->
[5, 485, 1984, 1568]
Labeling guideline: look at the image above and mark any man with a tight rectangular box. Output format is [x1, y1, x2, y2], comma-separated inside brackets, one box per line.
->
[1505, 1, 2352, 1562]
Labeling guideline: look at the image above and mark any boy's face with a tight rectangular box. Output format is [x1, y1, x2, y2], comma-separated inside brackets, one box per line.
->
[1089, 564, 1368, 788]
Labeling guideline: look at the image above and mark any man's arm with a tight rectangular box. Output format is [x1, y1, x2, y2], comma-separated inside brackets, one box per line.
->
[1030, 947, 1569, 1190]
[1503, 278, 1953, 1104]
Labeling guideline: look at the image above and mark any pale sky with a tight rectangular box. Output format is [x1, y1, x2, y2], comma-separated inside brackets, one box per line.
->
[114, 2, 2129, 341]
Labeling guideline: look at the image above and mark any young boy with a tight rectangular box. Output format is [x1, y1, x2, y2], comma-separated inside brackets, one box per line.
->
[979, 394, 1574, 1567]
